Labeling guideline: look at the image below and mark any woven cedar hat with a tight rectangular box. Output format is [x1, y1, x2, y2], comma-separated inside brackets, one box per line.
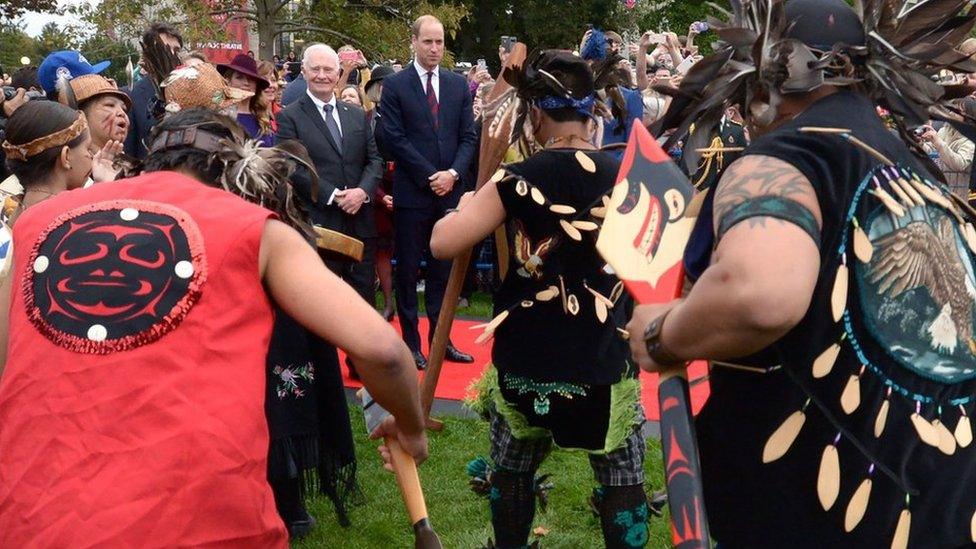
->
[161, 63, 254, 114]
[62, 74, 132, 111]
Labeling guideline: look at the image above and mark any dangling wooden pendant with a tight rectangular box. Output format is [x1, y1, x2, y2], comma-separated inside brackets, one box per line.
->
[888, 177, 914, 208]
[516, 179, 529, 196]
[560, 219, 582, 241]
[559, 276, 568, 314]
[817, 439, 841, 511]
[844, 473, 873, 532]
[473, 310, 511, 344]
[535, 286, 559, 301]
[891, 508, 911, 549]
[852, 220, 873, 263]
[489, 168, 506, 185]
[594, 297, 608, 323]
[870, 188, 907, 217]
[762, 409, 807, 463]
[609, 281, 624, 304]
[955, 409, 973, 448]
[575, 150, 597, 173]
[590, 206, 607, 218]
[932, 417, 957, 455]
[896, 176, 925, 208]
[831, 261, 849, 323]
[840, 373, 861, 415]
[909, 178, 951, 210]
[549, 204, 577, 215]
[530, 186, 546, 205]
[875, 393, 891, 438]
[585, 285, 614, 308]
[571, 220, 599, 231]
[813, 341, 842, 379]
[910, 409, 940, 448]
[567, 294, 580, 315]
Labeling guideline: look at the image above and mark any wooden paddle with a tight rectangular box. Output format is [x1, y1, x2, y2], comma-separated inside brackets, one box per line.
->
[595, 120, 711, 548]
[419, 43, 528, 429]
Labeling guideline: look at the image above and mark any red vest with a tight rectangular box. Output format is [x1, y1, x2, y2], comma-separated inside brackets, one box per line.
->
[0, 172, 287, 547]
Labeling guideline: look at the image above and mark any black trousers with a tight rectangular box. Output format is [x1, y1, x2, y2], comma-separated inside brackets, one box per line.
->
[393, 205, 452, 353]
[324, 236, 378, 305]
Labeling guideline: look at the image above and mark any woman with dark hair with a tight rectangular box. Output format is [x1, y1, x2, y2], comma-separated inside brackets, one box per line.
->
[431, 51, 647, 548]
[0, 106, 426, 547]
[2, 101, 116, 223]
[218, 54, 274, 146]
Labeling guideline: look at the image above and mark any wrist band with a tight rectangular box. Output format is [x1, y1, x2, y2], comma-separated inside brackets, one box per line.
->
[643, 309, 685, 367]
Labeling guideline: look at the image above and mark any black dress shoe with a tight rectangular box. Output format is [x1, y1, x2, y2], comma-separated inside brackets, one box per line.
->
[444, 343, 474, 364]
[412, 351, 428, 370]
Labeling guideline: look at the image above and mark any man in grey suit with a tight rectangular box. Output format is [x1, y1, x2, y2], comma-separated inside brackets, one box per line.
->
[277, 43, 383, 308]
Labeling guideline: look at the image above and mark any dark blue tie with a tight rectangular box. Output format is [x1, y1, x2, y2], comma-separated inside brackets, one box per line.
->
[323, 103, 343, 149]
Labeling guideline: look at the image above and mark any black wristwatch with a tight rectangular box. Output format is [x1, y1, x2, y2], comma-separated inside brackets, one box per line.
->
[643, 309, 685, 367]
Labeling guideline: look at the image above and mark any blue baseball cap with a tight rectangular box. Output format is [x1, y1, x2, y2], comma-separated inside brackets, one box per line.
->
[38, 51, 111, 93]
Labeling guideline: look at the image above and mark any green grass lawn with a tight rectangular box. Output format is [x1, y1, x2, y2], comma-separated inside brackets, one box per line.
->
[295, 407, 671, 548]
[376, 291, 496, 321]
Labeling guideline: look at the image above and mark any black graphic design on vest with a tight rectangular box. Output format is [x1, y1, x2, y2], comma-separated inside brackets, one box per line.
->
[25, 200, 207, 354]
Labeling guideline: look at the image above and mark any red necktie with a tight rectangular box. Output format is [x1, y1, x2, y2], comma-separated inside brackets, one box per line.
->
[426, 71, 439, 130]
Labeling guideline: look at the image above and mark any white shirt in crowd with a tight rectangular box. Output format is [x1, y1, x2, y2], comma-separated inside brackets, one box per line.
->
[304, 88, 370, 205]
[414, 59, 440, 102]
[305, 88, 343, 137]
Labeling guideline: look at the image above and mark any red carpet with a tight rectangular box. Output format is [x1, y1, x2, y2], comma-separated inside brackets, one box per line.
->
[340, 317, 710, 421]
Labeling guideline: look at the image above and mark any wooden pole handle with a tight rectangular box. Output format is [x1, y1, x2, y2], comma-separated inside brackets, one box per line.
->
[385, 436, 429, 525]
[420, 248, 473, 415]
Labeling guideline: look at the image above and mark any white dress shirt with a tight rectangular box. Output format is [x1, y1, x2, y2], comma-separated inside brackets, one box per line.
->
[412, 59, 458, 180]
[306, 89, 343, 137]
[305, 89, 369, 205]
[414, 59, 440, 103]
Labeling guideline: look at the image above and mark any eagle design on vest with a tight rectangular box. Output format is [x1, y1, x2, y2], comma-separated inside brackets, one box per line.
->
[869, 216, 976, 356]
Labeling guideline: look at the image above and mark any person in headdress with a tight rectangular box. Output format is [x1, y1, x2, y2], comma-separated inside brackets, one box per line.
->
[0, 105, 427, 546]
[431, 50, 647, 548]
[628, 0, 976, 546]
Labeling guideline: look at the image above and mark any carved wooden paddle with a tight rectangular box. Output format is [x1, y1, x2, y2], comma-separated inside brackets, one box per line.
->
[596, 121, 711, 548]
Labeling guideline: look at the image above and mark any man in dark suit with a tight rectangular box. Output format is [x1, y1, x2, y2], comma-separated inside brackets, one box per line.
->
[277, 43, 383, 312]
[379, 15, 478, 368]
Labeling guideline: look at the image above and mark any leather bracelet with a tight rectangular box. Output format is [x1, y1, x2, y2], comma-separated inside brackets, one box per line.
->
[643, 309, 685, 367]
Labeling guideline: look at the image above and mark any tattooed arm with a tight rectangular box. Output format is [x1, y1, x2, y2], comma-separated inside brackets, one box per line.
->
[628, 155, 823, 371]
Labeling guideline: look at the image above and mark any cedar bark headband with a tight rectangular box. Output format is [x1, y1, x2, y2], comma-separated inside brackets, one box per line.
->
[2, 112, 88, 161]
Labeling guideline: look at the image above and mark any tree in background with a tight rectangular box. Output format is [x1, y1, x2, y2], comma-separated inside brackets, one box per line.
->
[1, 0, 56, 19]
[0, 23, 37, 74]
[301, 0, 467, 64]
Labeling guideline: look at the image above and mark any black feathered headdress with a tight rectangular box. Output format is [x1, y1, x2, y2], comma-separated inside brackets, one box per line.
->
[654, 0, 976, 174]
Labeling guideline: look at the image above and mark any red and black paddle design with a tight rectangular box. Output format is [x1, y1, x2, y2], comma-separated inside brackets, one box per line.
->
[597, 121, 710, 548]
